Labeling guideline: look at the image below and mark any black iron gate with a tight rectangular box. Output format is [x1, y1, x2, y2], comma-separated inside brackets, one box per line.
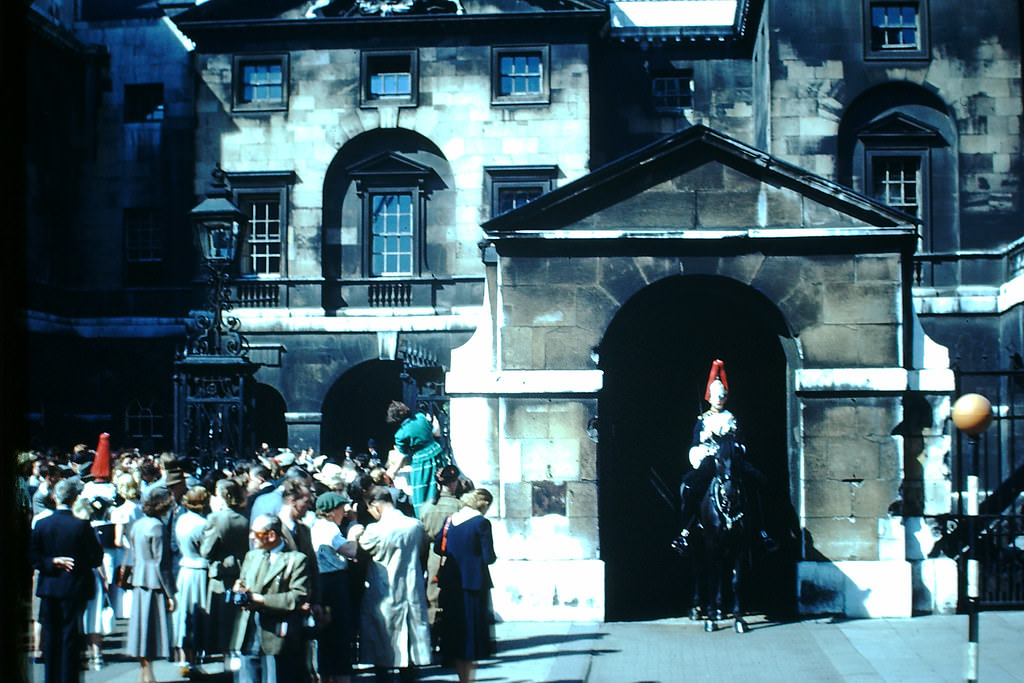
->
[941, 369, 1024, 609]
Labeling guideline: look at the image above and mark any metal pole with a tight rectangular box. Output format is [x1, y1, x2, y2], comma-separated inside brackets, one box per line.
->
[965, 436, 980, 683]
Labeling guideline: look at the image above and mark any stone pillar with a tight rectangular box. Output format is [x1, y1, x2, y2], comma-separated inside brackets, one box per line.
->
[284, 411, 322, 452]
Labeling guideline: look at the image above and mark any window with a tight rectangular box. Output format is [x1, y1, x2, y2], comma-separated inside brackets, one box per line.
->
[123, 208, 163, 263]
[361, 51, 418, 107]
[124, 83, 164, 123]
[370, 193, 414, 276]
[239, 194, 283, 275]
[871, 155, 921, 217]
[349, 152, 441, 278]
[864, 1, 928, 60]
[492, 46, 550, 105]
[233, 55, 288, 111]
[485, 165, 559, 218]
[651, 71, 694, 112]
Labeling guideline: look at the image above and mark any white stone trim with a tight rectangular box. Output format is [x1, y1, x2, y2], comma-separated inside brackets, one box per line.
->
[489, 226, 913, 241]
[284, 412, 322, 424]
[795, 367, 954, 393]
[446, 369, 604, 395]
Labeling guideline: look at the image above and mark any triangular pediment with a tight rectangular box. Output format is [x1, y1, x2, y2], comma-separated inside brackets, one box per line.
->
[347, 151, 434, 178]
[482, 125, 918, 240]
[858, 113, 946, 145]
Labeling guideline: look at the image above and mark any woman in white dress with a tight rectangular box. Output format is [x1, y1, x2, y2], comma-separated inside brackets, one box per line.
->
[109, 470, 143, 619]
[173, 485, 211, 676]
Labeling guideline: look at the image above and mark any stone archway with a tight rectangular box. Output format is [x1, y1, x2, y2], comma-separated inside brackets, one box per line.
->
[320, 359, 406, 460]
[598, 274, 796, 621]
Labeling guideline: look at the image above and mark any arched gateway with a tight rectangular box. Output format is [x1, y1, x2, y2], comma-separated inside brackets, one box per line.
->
[447, 125, 955, 622]
[599, 275, 793, 621]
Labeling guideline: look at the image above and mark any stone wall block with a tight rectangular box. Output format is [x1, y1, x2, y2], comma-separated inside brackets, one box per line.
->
[855, 255, 900, 282]
[715, 253, 766, 285]
[799, 324, 862, 367]
[500, 327, 533, 370]
[804, 517, 879, 561]
[500, 257, 547, 288]
[504, 401, 552, 440]
[852, 479, 900, 518]
[520, 438, 580, 481]
[548, 257, 598, 285]
[823, 283, 898, 324]
[802, 400, 857, 437]
[749, 256, 803, 303]
[543, 327, 595, 369]
[825, 437, 882, 480]
[503, 482, 533, 520]
[696, 190, 760, 228]
[574, 287, 619, 335]
[598, 258, 648, 306]
[803, 478, 854, 517]
[855, 325, 900, 366]
[778, 283, 824, 334]
[547, 401, 586, 440]
[566, 481, 598, 518]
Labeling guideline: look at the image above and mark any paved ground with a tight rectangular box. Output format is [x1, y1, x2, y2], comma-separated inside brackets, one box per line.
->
[21, 611, 1024, 682]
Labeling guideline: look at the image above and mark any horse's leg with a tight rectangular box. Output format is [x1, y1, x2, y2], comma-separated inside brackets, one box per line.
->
[704, 549, 720, 632]
[732, 549, 748, 634]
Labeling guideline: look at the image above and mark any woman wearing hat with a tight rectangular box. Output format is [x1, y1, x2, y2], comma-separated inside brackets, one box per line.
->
[311, 491, 360, 683]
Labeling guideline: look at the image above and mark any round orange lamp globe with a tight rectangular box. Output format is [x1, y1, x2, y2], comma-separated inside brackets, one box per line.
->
[952, 393, 993, 436]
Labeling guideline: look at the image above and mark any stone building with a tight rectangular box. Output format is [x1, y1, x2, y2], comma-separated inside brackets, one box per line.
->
[18, 0, 1023, 620]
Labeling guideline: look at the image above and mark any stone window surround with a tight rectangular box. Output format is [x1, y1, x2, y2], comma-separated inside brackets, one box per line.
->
[491, 45, 551, 106]
[484, 165, 559, 219]
[227, 170, 297, 278]
[360, 49, 419, 109]
[862, 0, 930, 61]
[232, 53, 289, 112]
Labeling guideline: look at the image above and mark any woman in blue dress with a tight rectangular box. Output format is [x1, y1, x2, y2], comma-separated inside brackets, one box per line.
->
[434, 488, 496, 683]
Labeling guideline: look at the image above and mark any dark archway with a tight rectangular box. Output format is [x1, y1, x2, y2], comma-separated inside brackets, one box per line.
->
[249, 383, 288, 451]
[320, 360, 406, 460]
[598, 274, 795, 621]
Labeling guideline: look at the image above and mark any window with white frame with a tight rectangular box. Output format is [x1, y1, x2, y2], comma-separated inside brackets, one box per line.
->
[492, 46, 550, 105]
[233, 55, 288, 111]
[369, 193, 414, 276]
[361, 51, 418, 107]
[864, 1, 928, 60]
[870, 154, 922, 217]
[239, 193, 284, 276]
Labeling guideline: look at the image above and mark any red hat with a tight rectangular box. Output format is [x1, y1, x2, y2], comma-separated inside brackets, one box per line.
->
[92, 432, 112, 482]
[704, 359, 729, 402]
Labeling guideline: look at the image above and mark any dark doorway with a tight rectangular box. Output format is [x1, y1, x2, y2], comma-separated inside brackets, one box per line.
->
[598, 275, 796, 621]
[250, 383, 288, 451]
[320, 360, 405, 460]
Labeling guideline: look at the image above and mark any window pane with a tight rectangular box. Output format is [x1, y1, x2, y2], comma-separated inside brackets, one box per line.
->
[498, 51, 543, 96]
[239, 61, 284, 104]
[370, 192, 414, 276]
[870, 3, 918, 50]
[124, 209, 163, 262]
[872, 156, 921, 217]
[243, 195, 283, 275]
[367, 54, 413, 100]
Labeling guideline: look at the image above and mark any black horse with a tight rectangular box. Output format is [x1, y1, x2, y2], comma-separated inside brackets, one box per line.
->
[690, 437, 751, 633]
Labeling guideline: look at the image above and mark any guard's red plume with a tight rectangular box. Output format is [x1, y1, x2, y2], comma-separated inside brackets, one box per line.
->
[704, 359, 729, 402]
[93, 432, 111, 481]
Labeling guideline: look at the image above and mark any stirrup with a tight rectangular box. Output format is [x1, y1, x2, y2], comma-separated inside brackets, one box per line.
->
[671, 530, 691, 555]
[759, 530, 779, 552]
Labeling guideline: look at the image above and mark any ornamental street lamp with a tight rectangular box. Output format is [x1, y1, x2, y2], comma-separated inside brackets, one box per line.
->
[174, 166, 259, 472]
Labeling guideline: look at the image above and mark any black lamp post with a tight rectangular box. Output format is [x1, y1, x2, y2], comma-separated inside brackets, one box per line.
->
[174, 166, 258, 471]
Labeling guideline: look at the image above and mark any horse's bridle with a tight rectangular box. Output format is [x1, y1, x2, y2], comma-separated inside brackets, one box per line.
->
[711, 464, 744, 531]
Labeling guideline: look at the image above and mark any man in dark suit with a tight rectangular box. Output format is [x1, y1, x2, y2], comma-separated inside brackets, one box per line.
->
[230, 514, 310, 683]
[30, 479, 104, 683]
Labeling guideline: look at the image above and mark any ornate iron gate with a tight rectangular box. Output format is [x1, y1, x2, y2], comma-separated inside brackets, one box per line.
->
[942, 369, 1024, 609]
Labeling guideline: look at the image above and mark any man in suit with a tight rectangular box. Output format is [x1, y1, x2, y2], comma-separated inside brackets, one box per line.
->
[200, 478, 251, 660]
[231, 514, 310, 683]
[30, 478, 104, 683]
[353, 485, 432, 683]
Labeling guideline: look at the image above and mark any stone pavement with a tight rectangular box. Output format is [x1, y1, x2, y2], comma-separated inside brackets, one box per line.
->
[22, 611, 1024, 682]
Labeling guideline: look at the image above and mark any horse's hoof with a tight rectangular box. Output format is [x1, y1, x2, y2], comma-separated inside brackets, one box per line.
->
[704, 620, 716, 633]
[689, 607, 702, 621]
[734, 619, 749, 634]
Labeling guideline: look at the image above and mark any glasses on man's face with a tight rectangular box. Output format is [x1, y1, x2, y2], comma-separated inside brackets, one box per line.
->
[250, 529, 272, 541]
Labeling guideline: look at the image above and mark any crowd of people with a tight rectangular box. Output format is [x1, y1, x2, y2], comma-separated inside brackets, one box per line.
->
[19, 400, 497, 683]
